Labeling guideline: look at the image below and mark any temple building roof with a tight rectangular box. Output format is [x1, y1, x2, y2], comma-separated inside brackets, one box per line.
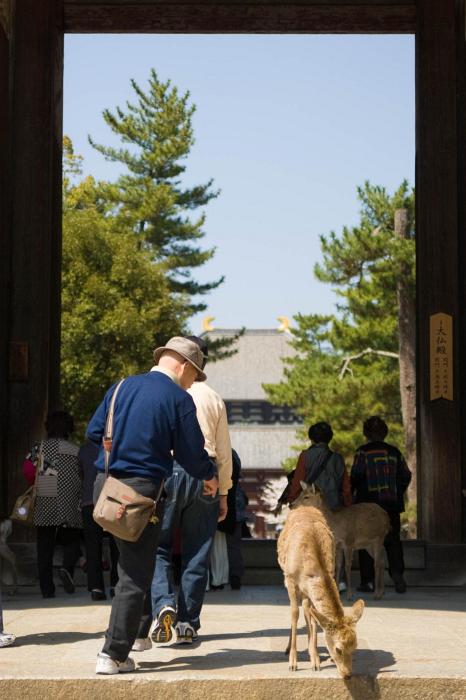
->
[204, 328, 295, 400]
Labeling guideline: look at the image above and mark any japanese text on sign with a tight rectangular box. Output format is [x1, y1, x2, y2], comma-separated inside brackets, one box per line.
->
[430, 313, 453, 401]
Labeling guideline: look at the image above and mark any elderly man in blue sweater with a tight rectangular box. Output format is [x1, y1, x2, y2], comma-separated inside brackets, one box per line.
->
[87, 337, 218, 675]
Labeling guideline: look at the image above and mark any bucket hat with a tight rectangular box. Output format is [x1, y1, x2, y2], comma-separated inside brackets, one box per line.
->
[153, 336, 207, 381]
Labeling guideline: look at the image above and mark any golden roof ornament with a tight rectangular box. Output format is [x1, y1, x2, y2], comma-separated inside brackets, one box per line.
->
[202, 315, 215, 332]
[277, 316, 290, 333]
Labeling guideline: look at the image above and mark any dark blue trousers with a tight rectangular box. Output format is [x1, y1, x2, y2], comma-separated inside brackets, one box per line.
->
[151, 466, 219, 631]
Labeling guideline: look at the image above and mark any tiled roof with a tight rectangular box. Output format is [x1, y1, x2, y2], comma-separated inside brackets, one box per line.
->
[204, 329, 295, 400]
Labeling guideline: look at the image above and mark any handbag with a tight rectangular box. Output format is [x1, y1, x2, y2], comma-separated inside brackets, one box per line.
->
[11, 486, 36, 525]
[11, 451, 39, 525]
[93, 379, 164, 542]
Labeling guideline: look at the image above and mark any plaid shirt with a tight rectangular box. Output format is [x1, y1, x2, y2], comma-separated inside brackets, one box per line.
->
[351, 441, 411, 513]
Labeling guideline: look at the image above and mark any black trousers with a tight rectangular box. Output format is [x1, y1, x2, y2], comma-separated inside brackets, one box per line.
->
[94, 473, 163, 662]
[226, 522, 244, 579]
[36, 526, 81, 597]
[82, 505, 119, 592]
[359, 511, 405, 584]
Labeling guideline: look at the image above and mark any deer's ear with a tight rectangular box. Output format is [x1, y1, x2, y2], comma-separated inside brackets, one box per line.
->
[310, 606, 330, 629]
[347, 599, 365, 624]
[299, 481, 316, 494]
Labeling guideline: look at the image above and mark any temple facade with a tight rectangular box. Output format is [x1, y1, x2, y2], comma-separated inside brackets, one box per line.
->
[205, 328, 301, 537]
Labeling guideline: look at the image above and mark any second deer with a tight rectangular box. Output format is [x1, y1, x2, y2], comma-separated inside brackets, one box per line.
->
[293, 482, 390, 600]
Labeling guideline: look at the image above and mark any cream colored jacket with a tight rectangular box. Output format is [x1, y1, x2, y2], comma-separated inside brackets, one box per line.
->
[188, 382, 232, 495]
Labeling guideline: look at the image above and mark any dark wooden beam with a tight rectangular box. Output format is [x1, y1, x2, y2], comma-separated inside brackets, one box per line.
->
[0, 16, 10, 516]
[456, 0, 466, 542]
[415, 0, 462, 543]
[7, 0, 64, 511]
[64, 1, 416, 34]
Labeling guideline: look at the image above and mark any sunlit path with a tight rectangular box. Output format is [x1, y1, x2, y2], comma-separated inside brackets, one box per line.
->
[1, 586, 465, 698]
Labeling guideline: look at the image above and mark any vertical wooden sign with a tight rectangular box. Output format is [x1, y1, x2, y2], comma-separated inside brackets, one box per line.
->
[430, 313, 453, 400]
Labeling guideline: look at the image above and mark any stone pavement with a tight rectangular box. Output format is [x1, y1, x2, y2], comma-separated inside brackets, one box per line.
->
[1, 586, 465, 699]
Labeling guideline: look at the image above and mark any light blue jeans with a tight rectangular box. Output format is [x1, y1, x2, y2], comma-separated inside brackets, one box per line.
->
[151, 465, 219, 630]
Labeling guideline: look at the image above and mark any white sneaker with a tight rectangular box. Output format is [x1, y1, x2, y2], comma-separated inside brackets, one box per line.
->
[0, 633, 16, 648]
[132, 637, 152, 652]
[151, 605, 177, 644]
[175, 622, 198, 645]
[95, 652, 136, 674]
[338, 581, 347, 593]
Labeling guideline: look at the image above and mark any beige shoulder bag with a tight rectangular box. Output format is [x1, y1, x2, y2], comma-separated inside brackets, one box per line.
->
[93, 380, 163, 542]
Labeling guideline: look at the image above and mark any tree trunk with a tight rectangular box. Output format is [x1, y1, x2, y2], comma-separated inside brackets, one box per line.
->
[395, 209, 417, 511]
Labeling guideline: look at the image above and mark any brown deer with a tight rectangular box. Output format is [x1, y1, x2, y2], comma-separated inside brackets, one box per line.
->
[293, 482, 390, 600]
[277, 503, 364, 678]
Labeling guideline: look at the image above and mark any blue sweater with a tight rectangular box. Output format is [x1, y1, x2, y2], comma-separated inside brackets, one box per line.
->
[86, 371, 215, 482]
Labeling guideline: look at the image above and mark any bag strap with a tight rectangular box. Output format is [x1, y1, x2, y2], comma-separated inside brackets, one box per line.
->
[103, 379, 125, 477]
[305, 447, 333, 486]
[31, 442, 43, 491]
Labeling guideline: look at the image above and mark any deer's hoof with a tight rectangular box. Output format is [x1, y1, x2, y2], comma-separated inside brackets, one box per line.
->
[289, 664, 297, 672]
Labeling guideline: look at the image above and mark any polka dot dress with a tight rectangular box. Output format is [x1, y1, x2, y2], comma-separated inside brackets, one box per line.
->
[28, 439, 83, 528]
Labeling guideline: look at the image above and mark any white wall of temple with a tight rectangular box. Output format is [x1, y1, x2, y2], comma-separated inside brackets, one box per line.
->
[230, 424, 300, 470]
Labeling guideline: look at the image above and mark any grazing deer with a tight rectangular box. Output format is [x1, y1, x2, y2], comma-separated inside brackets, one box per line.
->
[293, 482, 390, 600]
[277, 503, 364, 679]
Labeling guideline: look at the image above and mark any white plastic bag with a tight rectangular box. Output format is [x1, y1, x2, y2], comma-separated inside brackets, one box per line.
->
[209, 531, 229, 587]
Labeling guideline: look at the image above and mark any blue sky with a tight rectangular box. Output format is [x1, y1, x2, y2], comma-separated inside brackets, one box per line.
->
[64, 35, 414, 333]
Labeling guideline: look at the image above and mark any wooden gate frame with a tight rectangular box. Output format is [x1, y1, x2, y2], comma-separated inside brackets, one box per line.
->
[1, 0, 465, 542]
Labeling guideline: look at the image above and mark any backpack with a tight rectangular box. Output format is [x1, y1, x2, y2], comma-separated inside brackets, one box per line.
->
[304, 447, 342, 511]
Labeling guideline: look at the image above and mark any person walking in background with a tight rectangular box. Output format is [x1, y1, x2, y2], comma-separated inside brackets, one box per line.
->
[79, 438, 119, 601]
[87, 337, 217, 674]
[286, 421, 352, 510]
[351, 415, 412, 594]
[148, 336, 231, 646]
[211, 450, 242, 591]
[286, 421, 351, 591]
[0, 590, 15, 648]
[23, 411, 82, 599]
[225, 450, 246, 590]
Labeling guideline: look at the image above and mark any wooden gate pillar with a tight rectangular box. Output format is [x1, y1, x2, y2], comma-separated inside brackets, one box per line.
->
[416, 0, 464, 542]
[7, 0, 63, 510]
[456, 0, 466, 542]
[0, 3, 11, 515]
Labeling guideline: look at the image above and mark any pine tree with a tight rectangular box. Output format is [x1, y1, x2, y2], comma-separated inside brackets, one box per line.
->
[89, 70, 223, 314]
[61, 139, 189, 435]
[265, 182, 415, 477]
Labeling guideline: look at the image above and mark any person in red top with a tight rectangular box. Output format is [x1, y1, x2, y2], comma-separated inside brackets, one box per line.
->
[286, 422, 352, 509]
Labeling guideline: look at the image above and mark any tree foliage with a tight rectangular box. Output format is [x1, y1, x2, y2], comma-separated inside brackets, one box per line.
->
[61, 138, 189, 435]
[89, 69, 223, 314]
[61, 70, 234, 432]
[265, 181, 415, 464]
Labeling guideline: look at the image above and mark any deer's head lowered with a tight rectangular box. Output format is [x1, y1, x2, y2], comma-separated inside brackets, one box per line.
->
[311, 599, 365, 679]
